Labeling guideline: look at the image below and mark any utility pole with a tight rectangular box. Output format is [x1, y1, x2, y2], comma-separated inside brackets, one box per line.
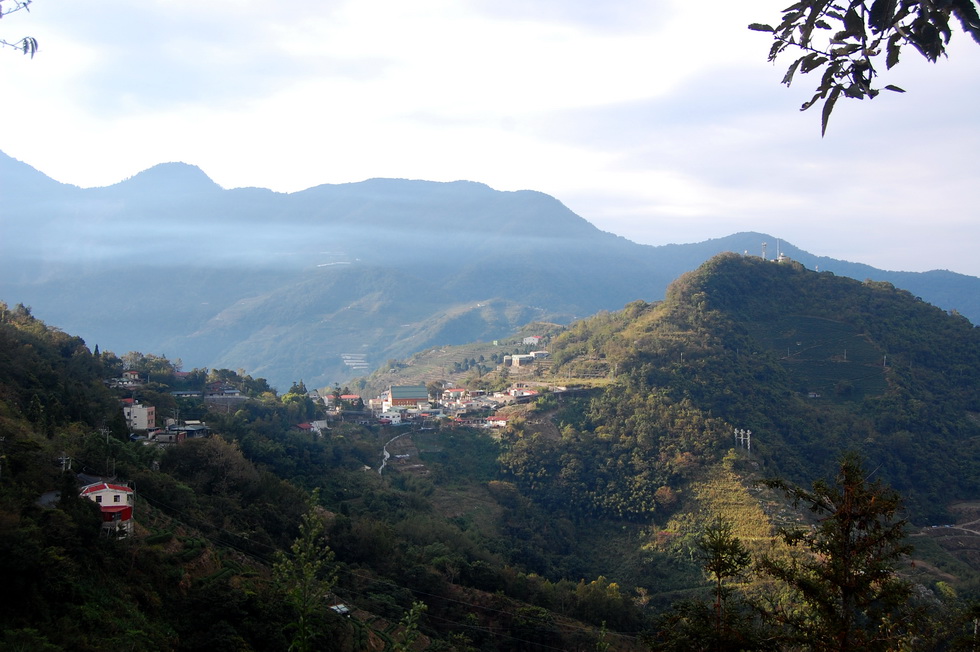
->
[99, 422, 113, 478]
[734, 428, 752, 455]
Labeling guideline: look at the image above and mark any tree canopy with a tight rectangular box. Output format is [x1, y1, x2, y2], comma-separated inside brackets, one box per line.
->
[750, 0, 980, 134]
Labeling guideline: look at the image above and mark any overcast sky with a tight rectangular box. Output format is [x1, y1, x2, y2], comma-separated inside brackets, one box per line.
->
[2, 0, 979, 276]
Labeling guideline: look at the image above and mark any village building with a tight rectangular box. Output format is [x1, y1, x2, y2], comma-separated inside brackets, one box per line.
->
[121, 399, 156, 431]
[205, 382, 243, 399]
[168, 421, 211, 439]
[107, 370, 145, 389]
[382, 385, 430, 411]
[442, 388, 468, 402]
[79, 482, 135, 536]
[377, 411, 403, 425]
[310, 419, 330, 434]
[149, 428, 184, 445]
[204, 382, 247, 409]
[148, 420, 211, 445]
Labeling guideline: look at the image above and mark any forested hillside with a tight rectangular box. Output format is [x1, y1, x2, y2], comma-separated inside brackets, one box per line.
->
[3, 250, 980, 650]
[537, 253, 980, 523]
[0, 301, 653, 651]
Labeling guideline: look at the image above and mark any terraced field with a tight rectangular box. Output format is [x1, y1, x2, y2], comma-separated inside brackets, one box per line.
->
[745, 314, 889, 400]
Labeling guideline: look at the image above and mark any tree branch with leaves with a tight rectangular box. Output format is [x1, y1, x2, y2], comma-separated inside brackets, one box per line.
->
[750, 0, 980, 134]
[0, 0, 38, 57]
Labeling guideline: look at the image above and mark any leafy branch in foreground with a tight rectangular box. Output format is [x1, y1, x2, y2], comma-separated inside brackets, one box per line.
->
[750, 0, 980, 134]
[0, 0, 38, 56]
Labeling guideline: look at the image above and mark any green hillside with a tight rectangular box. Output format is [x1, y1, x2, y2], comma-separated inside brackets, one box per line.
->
[4, 250, 980, 650]
[536, 253, 980, 523]
[0, 302, 652, 651]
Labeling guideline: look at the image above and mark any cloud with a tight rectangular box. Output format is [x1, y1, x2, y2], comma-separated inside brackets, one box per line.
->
[1, 0, 978, 276]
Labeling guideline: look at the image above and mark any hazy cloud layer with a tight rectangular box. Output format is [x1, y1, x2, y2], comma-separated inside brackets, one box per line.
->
[2, 0, 978, 275]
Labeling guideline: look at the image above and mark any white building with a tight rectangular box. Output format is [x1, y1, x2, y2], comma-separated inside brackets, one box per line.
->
[80, 482, 135, 536]
[122, 401, 156, 431]
[378, 411, 403, 425]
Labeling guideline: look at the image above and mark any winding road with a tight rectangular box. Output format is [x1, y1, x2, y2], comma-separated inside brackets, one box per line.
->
[378, 432, 412, 475]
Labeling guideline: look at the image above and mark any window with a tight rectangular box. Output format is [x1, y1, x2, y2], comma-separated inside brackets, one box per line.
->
[95, 495, 102, 503]
[114, 495, 121, 503]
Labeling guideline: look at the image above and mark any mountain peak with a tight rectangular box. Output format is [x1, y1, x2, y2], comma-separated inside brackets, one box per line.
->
[113, 162, 220, 194]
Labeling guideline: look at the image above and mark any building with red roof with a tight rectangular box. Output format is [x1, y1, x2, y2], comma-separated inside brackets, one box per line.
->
[80, 482, 135, 536]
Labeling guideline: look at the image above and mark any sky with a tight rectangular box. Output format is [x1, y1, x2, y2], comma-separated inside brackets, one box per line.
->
[2, 0, 979, 276]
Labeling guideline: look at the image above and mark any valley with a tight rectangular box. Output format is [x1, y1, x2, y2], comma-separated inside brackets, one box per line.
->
[2, 245, 980, 649]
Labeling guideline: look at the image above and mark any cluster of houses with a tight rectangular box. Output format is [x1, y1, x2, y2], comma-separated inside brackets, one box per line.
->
[111, 371, 240, 444]
[80, 340, 562, 537]
[323, 382, 558, 429]
[110, 342, 558, 441]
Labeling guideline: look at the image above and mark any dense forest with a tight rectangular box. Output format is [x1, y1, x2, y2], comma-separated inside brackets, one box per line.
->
[3, 253, 980, 650]
[0, 301, 654, 650]
[537, 254, 980, 523]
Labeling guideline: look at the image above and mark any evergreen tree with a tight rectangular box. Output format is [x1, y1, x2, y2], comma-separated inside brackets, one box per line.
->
[758, 453, 917, 651]
[273, 489, 338, 652]
[652, 520, 771, 652]
[699, 519, 752, 642]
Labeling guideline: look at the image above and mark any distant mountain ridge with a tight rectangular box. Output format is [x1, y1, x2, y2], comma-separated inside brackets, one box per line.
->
[1, 150, 977, 389]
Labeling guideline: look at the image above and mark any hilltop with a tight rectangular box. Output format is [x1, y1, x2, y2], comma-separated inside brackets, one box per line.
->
[352, 251, 980, 524]
[501, 253, 980, 521]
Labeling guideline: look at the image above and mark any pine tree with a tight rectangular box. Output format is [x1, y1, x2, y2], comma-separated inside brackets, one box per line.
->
[652, 520, 771, 651]
[273, 490, 337, 652]
[699, 519, 752, 642]
[758, 454, 917, 651]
